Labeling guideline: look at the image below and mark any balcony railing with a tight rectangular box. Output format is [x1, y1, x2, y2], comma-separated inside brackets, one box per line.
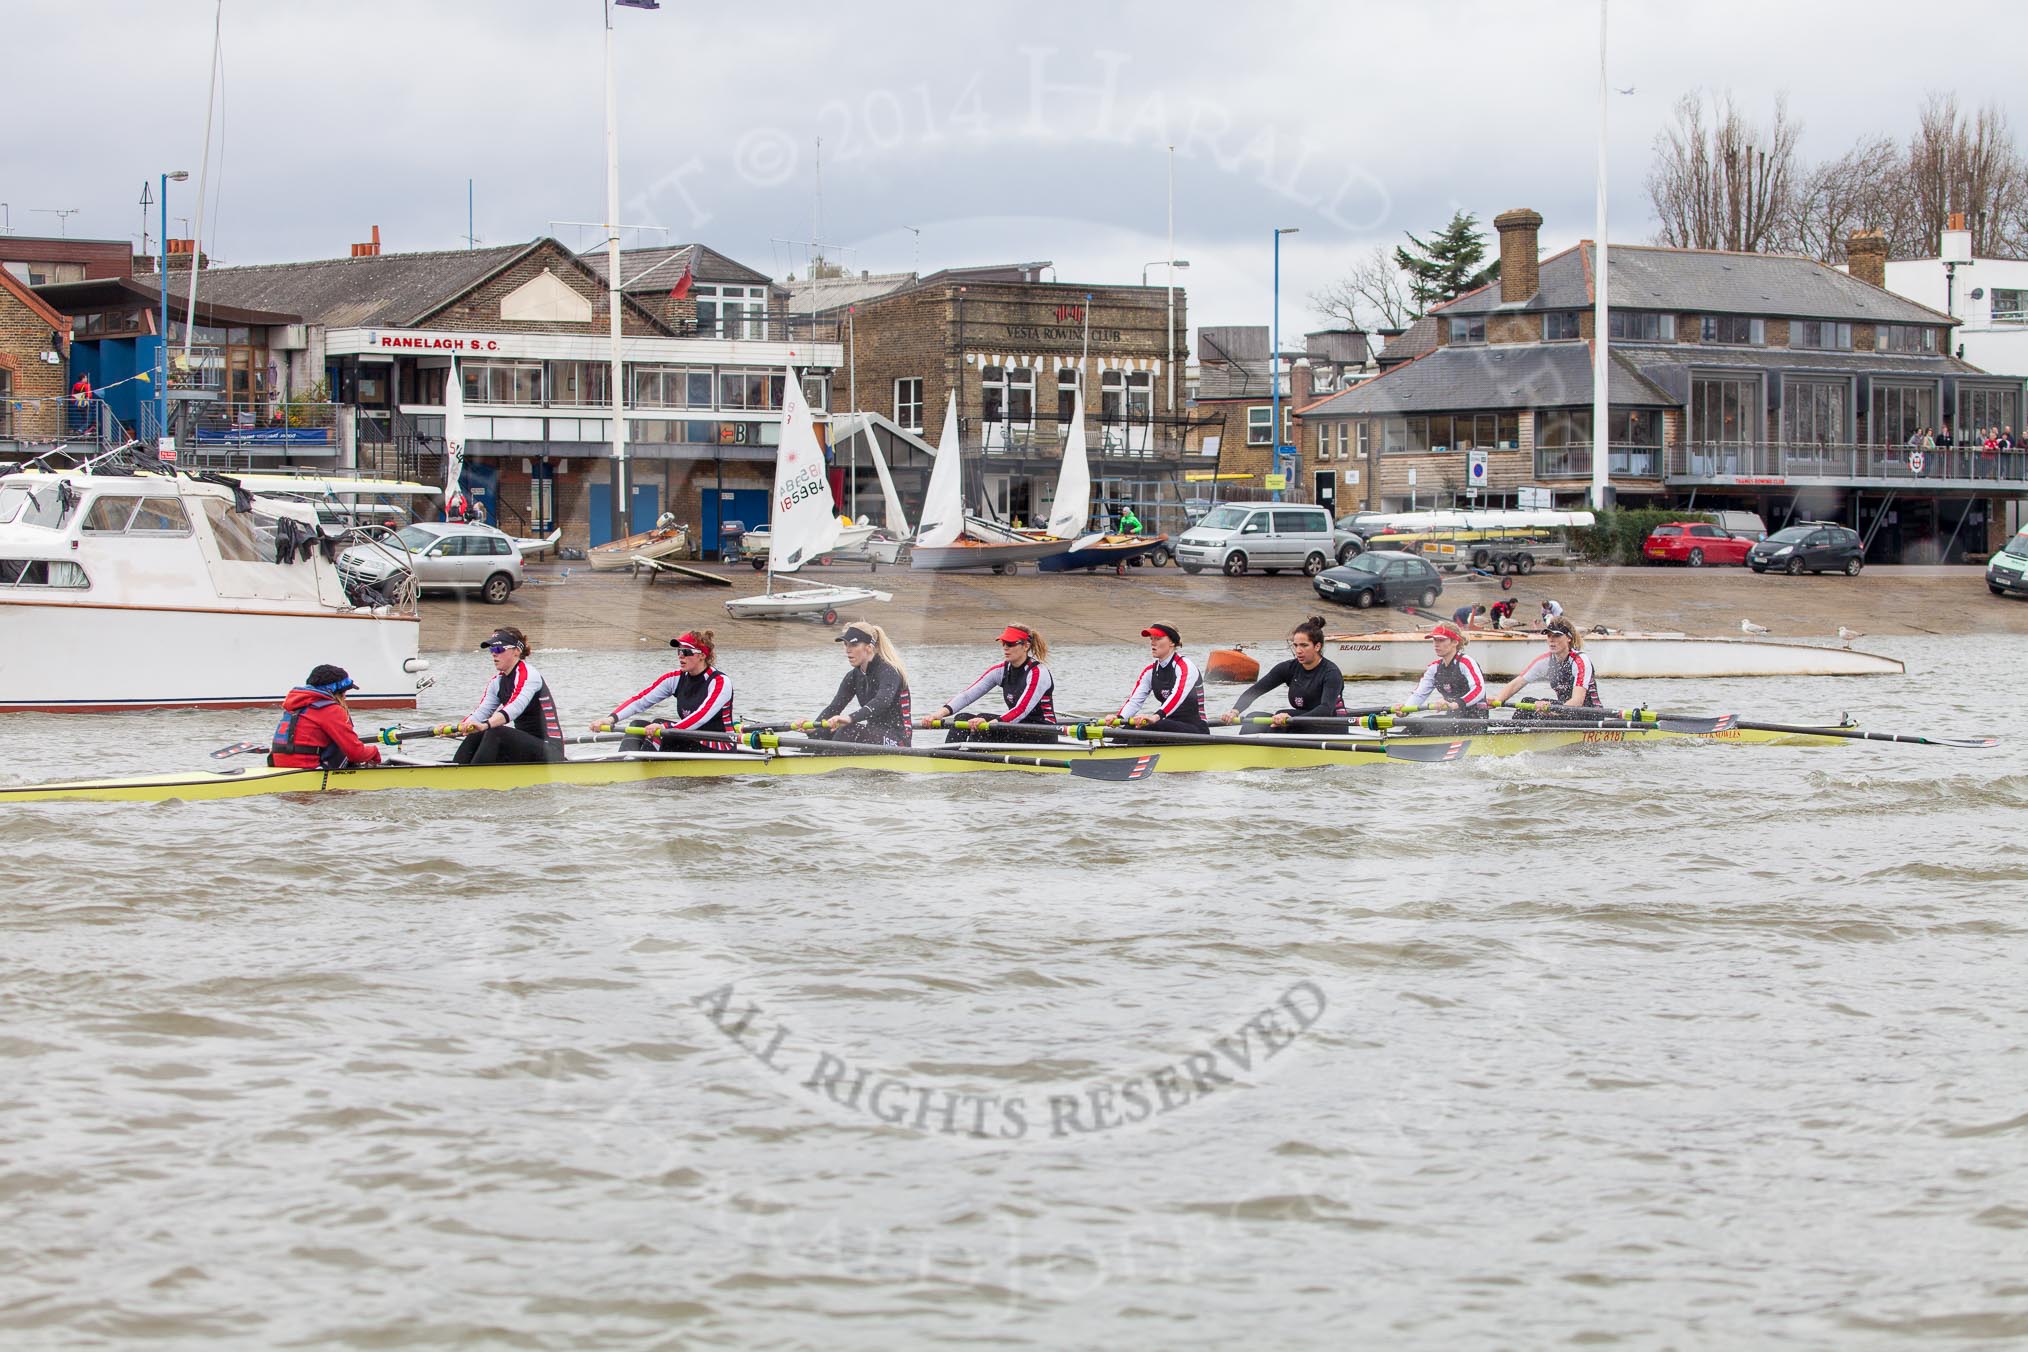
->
[1670, 441, 2028, 483]
[1533, 444, 1662, 479]
[972, 410, 1198, 461]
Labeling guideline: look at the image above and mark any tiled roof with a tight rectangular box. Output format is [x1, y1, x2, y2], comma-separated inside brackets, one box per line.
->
[1376, 315, 1439, 367]
[1440, 243, 1953, 326]
[1, 266, 74, 336]
[1616, 342, 1991, 404]
[1298, 342, 1675, 417]
[160, 242, 536, 328]
[579, 243, 773, 292]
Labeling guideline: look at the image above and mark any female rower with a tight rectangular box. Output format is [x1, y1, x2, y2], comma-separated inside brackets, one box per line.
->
[601, 629, 735, 751]
[813, 621, 912, 746]
[1407, 621, 1488, 716]
[1494, 616, 1601, 715]
[454, 627, 565, 765]
[1220, 615, 1345, 728]
[269, 664, 382, 769]
[929, 623, 1058, 744]
[1114, 622, 1207, 733]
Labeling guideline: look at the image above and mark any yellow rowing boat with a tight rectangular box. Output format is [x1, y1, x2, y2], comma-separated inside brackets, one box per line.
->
[0, 721, 1852, 804]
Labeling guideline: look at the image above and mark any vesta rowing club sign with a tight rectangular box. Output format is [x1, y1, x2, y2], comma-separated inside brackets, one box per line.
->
[364, 330, 502, 352]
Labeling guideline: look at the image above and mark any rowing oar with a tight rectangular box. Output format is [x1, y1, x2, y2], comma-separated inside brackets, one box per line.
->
[611, 723, 1159, 781]
[1062, 723, 1469, 764]
[1229, 708, 1418, 730]
[1613, 714, 1997, 750]
[1481, 701, 1736, 735]
[208, 722, 442, 759]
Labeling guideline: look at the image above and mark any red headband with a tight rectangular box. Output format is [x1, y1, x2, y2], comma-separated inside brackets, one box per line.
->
[675, 631, 712, 658]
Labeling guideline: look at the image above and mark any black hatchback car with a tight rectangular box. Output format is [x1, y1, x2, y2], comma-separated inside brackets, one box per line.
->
[1313, 549, 1444, 609]
[1747, 523, 1864, 575]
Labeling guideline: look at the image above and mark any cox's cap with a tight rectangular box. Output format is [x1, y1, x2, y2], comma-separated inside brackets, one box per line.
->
[306, 663, 355, 694]
[1140, 623, 1181, 644]
[995, 625, 1032, 644]
[478, 630, 523, 651]
[835, 625, 876, 645]
[1428, 623, 1464, 643]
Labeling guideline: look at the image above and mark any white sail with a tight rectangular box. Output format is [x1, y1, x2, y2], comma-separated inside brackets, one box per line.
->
[766, 367, 842, 573]
[1046, 385, 1091, 539]
[443, 356, 467, 510]
[916, 392, 964, 549]
[859, 416, 910, 534]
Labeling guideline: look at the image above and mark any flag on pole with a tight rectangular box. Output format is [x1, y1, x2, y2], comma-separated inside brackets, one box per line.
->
[668, 261, 694, 301]
[614, 0, 660, 8]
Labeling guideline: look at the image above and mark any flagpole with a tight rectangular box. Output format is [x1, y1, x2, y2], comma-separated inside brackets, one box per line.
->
[603, 0, 630, 545]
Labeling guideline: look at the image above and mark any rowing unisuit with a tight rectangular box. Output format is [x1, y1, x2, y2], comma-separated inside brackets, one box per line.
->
[1409, 622, 1488, 713]
[455, 628, 565, 766]
[1232, 656, 1345, 719]
[610, 630, 735, 750]
[935, 623, 1058, 744]
[1117, 623, 1208, 733]
[816, 623, 912, 746]
[1511, 649, 1601, 708]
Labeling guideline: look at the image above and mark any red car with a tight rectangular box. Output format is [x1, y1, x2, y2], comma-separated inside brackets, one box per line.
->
[1643, 521, 1753, 567]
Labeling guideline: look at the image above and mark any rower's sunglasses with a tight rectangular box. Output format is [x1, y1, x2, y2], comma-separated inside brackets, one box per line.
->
[675, 645, 705, 657]
[485, 643, 513, 655]
[999, 639, 1028, 648]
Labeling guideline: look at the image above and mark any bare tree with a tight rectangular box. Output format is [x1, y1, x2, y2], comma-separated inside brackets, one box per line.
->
[1900, 94, 2028, 259]
[1309, 244, 1415, 332]
[1647, 90, 1801, 252]
[1775, 135, 1904, 263]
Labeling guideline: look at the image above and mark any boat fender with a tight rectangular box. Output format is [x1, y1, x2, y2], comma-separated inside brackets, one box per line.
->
[1206, 648, 1260, 684]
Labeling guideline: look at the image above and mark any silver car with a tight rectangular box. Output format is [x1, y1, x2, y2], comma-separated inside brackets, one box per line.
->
[337, 521, 524, 604]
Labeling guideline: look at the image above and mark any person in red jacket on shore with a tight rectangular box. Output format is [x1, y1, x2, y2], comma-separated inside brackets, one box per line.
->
[268, 665, 382, 769]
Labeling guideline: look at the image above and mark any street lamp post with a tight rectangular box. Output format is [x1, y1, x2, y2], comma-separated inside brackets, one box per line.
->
[156, 170, 189, 449]
[1271, 228, 1299, 502]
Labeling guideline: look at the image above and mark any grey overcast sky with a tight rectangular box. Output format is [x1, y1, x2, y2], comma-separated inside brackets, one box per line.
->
[7, 0, 2023, 340]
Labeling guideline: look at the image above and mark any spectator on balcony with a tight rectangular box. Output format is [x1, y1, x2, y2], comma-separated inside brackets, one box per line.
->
[2002, 427, 2016, 452]
[1936, 422, 1955, 449]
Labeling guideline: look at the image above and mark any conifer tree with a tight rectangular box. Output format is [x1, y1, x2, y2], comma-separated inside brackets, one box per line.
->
[1394, 212, 1501, 314]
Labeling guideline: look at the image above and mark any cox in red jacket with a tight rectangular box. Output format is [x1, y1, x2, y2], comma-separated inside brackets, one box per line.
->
[269, 687, 383, 769]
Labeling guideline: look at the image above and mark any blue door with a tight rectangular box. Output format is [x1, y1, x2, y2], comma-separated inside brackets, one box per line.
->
[588, 483, 662, 546]
[463, 462, 501, 529]
[699, 488, 770, 560]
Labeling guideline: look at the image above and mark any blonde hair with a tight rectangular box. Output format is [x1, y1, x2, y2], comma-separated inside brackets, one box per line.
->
[1006, 623, 1049, 662]
[1545, 618, 1583, 651]
[847, 619, 909, 687]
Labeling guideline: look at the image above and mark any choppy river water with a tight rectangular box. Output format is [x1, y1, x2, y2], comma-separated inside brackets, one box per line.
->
[4, 636, 2026, 1348]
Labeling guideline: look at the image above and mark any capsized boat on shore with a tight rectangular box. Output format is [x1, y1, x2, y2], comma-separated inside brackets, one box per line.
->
[0, 720, 1859, 804]
[1312, 630, 1904, 679]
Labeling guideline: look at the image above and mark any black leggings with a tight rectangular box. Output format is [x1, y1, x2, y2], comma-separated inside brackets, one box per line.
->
[1129, 714, 1209, 736]
[813, 722, 910, 747]
[621, 732, 736, 753]
[454, 726, 561, 765]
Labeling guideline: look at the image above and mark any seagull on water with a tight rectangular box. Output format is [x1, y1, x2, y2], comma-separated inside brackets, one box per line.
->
[1741, 618, 1771, 635]
[1837, 625, 1865, 647]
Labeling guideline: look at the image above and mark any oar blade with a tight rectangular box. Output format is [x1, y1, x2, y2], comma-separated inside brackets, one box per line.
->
[1655, 714, 1732, 735]
[1930, 735, 2001, 749]
[209, 740, 268, 760]
[1069, 752, 1160, 782]
[1386, 737, 1470, 763]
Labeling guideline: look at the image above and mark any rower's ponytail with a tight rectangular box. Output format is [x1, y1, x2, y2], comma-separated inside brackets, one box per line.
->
[1012, 623, 1048, 662]
[852, 620, 909, 687]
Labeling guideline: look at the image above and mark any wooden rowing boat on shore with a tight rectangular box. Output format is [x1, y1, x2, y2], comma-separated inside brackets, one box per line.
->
[0, 721, 1855, 804]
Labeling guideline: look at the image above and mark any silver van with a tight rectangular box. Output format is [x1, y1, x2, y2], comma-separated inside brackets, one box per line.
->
[1175, 504, 1336, 576]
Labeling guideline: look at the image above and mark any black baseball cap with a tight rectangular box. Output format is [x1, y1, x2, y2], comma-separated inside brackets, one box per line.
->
[835, 625, 876, 645]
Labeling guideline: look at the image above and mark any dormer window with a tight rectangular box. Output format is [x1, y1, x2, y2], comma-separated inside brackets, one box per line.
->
[1608, 311, 1674, 341]
[1448, 315, 1485, 345]
[1701, 315, 1765, 345]
[1542, 312, 1580, 341]
[1792, 321, 1853, 351]
[1876, 324, 1937, 354]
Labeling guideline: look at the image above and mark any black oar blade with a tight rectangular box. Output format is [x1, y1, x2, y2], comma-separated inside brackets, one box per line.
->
[1655, 715, 1731, 735]
[1386, 737, 1470, 763]
[1069, 753, 1160, 782]
[209, 741, 267, 760]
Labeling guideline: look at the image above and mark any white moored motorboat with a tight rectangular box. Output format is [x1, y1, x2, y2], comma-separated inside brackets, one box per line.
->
[0, 455, 425, 711]
[724, 367, 890, 624]
[1320, 629, 1904, 679]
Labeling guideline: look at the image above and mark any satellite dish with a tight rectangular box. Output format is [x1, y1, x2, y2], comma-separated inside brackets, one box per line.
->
[1970, 287, 1985, 300]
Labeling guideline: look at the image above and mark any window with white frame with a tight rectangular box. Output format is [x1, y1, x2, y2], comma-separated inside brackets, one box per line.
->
[1355, 421, 1371, 459]
[1992, 289, 2027, 323]
[463, 360, 543, 405]
[1246, 406, 1272, 445]
[0, 369, 10, 438]
[1056, 368, 1078, 432]
[894, 377, 923, 430]
[1099, 370, 1124, 425]
[691, 285, 771, 340]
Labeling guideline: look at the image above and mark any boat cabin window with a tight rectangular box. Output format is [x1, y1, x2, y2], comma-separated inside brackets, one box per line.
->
[202, 499, 281, 562]
[0, 483, 69, 530]
[0, 558, 89, 588]
[83, 496, 141, 532]
[129, 498, 192, 534]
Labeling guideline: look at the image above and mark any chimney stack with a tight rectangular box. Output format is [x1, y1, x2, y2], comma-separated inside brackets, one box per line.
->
[1494, 208, 1543, 302]
[1846, 229, 1888, 287]
[350, 225, 382, 259]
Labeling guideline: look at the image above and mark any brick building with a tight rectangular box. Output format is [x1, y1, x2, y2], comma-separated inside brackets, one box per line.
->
[1297, 207, 2028, 560]
[1, 235, 134, 287]
[124, 236, 839, 550]
[1191, 326, 1369, 512]
[0, 267, 73, 448]
[794, 263, 1200, 535]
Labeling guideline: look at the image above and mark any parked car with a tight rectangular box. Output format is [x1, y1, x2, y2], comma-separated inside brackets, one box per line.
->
[1643, 521, 1754, 568]
[1747, 523, 1864, 576]
[336, 520, 525, 603]
[1312, 549, 1444, 609]
[1711, 509, 1769, 542]
[1986, 527, 2028, 597]
[1175, 504, 1336, 576]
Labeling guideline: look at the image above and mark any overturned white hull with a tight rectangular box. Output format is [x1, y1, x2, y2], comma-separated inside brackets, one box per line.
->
[724, 582, 893, 622]
[1324, 630, 1904, 679]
